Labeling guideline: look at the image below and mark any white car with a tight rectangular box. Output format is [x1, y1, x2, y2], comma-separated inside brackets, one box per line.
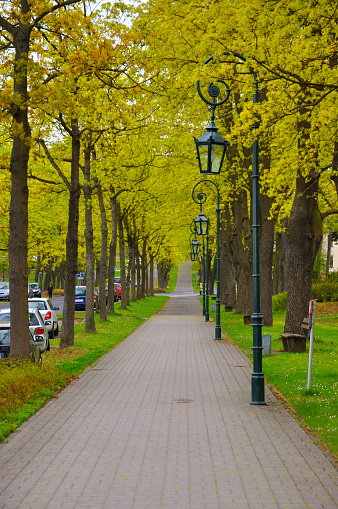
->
[0, 308, 49, 352]
[0, 282, 10, 301]
[28, 298, 59, 339]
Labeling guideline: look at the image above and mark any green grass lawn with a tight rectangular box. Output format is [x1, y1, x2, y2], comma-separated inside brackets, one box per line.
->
[0, 296, 168, 442]
[215, 304, 338, 458]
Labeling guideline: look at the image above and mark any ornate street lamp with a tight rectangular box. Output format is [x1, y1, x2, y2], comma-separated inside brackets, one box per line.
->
[192, 182, 220, 332]
[194, 211, 209, 236]
[193, 193, 210, 321]
[194, 62, 230, 175]
[190, 252, 198, 262]
[195, 52, 265, 405]
[190, 238, 201, 256]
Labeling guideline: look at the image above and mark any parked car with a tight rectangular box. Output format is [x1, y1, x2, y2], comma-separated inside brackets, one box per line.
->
[28, 308, 49, 351]
[114, 282, 121, 300]
[0, 308, 49, 352]
[75, 286, 99, 311]
[28, 282, 42, 298]
[105, 283, 118, 303]
[28, 298, 59, 339]
[0, 324, 41, 362]
[114, 277, 121, 284]
[0, 282, 10, 301]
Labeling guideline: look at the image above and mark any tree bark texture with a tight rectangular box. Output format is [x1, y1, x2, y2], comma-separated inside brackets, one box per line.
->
[284, 173, 322, 334]
[130, 234, 136, 302]
[141, 237, 147, 298]
[149, 256, 154, 296]
[259, 193, 274, 326]
[107, 191, 117, 314]
[157, 259, 172, 289]
[117, 201, 127, 309]
[59, 119, 81, 348]
[232, 188, 254, 317]
[8, 23, 31, 357]
[219, 206, 236, 310]
[83, 145, 96, 332]
[96, 179, 108, 321]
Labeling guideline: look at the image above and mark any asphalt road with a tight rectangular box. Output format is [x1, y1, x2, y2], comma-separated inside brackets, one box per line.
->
[0, 296, 64, 313]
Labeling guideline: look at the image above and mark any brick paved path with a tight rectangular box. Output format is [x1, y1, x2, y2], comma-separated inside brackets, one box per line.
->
[0, 262, 337, 508]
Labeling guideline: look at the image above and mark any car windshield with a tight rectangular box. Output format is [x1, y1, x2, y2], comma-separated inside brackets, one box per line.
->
[28, 301, 46, 310]
[0, 283, 9, 289]
[29, 283, 39, 289]
[75, 288, 86, 296]
[0, 328, 10, 345]
[0, 313, 11, 321]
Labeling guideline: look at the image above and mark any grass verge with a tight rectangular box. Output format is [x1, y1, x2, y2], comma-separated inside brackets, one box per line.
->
[0, 296, 168, 442]
[215, 304, 338, 459]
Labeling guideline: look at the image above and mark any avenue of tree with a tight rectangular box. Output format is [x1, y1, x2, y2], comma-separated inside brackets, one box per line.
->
[1, 0, 338, 356]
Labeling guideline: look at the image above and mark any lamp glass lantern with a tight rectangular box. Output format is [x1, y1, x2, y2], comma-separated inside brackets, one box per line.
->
[190, 252, 197, 262]
[194, 128, 229, 175]
[191, 238, 201, 255]
[194, 212, 209, 236]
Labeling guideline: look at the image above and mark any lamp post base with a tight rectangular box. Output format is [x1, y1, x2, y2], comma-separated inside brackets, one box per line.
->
[250, 374, 266, 405]
[215, 325, 222, 340]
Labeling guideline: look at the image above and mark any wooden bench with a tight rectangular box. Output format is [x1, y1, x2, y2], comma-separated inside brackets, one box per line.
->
[301, 317, 311, 338]
[281, 317, 309, 353]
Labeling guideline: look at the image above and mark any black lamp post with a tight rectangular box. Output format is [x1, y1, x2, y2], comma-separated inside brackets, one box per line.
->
[193, 193, 210, 321]
[195, 52, 265, 404]
[193, 181, 221, 336]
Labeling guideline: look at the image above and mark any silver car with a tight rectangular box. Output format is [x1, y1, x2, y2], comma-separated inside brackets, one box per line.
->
[0, 323, 41, 362]
[0, 308, 49, 352]
[28, 298, 59, 339]
[0, 282, 10, 301]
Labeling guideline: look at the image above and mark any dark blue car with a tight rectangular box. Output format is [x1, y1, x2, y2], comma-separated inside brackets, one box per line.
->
[75, 286, 99, 311]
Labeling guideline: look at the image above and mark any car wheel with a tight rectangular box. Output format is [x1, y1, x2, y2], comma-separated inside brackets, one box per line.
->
[46, 339, 50, 351]
[48, 326, 54, 340]
[55, 323, 59, 336]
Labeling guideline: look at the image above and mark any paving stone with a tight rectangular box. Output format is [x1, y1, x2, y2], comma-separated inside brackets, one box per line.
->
[0, 262, 337, 508]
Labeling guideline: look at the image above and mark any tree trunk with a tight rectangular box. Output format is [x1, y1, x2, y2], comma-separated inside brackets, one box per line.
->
[8, 25, 31, 358]
[284, 173, 322, 334]
[259, 193, 274, 326]
[83, 144, 96, 332]
[149, 255, 154, 296]
[273, 219, 289, 295]
[107, 191, 117, 313]
[35, 257, 41, 284]
[117, 201, 127, 309]
[208, 253, 216, 295]
[130, 234, 136, 302]
[232, 188, 253, 317]
[59, 119, 81, 349]
[96, 179, 108, 321]
[124, 216, 132, 305]
[141, 237, 147, 298]
[220, 206, 236, 310]
[157, 259, 172, 289]
[326, 233, 332, 279]
[136, 243, 141, 300]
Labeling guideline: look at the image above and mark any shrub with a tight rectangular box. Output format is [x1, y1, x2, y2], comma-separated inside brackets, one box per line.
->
[272, 292, 288, 311]
[312, 281, 338, 302]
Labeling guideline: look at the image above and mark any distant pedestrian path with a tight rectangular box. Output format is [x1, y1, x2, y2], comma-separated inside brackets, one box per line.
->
[0, 262, 337, 508]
